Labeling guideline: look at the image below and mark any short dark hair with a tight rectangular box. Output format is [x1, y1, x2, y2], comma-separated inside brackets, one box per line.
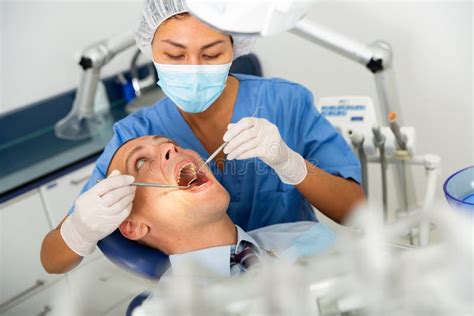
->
[106, 137, 139, 176]
[105, 135, 173, 176]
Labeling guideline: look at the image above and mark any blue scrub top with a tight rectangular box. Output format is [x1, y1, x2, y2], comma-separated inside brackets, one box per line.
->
[73, 73, 361, 231]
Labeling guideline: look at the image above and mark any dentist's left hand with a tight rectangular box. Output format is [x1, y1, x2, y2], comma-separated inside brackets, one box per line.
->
[223, 117, 307, 185]
[60, 170, 136, 256]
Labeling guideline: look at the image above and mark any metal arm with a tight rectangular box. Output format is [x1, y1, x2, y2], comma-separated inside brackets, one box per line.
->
[291, 18, 402, 122]
[55, 32, 135, 140]
[290, 17, 417, 215]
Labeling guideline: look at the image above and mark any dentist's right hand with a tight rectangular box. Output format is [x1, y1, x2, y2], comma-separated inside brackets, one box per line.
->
[60, 170, 136, 256]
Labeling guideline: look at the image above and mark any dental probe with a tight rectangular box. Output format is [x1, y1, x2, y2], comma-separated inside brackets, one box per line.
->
[196, 106, 264, 173]
[196, 141, 228, 174]
[96, 180, 190, 189]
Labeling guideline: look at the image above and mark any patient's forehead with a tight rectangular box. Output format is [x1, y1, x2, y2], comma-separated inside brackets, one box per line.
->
[108, 136, 173, 175]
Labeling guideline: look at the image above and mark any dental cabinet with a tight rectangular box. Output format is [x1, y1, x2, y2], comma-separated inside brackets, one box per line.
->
[0, 75, 151, 315]
[0, 164, 154, 316]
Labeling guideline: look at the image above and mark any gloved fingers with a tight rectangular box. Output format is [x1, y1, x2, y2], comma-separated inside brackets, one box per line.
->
[115, 204, 134, 223]
[100, 185, 136, 207]
[231, 148, 262, 160]
[107, 193, 135, 215]
[101, 205, 133, 228]
[223, 128, 258, 155]
[223, 117, 257, 142]
[94, 171, 135, 196]
[226, 138, 260, 160]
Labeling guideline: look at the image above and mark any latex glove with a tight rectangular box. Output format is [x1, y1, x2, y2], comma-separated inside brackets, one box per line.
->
[223, 117, 307, 185]
[60, 170, 136, 256]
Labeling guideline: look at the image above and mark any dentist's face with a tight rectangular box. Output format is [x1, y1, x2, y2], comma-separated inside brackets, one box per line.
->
[108, 136, 230, 233]
[151, 13, 233, 65]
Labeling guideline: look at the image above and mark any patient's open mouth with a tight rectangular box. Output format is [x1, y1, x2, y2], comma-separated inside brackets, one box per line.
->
[176, 161, 209, 189]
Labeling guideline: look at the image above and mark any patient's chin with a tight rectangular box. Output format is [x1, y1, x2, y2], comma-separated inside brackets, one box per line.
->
[189, 185, 230, 216]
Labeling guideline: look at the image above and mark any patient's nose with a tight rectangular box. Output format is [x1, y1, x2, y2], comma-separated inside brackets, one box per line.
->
[161, 142, 178, 161]
[160, 142, 179, 173]
[148, 143, 179, 175]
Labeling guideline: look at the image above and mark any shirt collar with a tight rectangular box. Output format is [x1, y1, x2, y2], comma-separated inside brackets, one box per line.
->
[168, 225, 262, 278]
[234, 225, 261, 255]
[168, 245, 232, 278]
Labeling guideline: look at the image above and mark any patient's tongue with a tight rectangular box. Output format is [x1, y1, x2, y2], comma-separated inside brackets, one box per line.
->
[178, 166, 196, 187]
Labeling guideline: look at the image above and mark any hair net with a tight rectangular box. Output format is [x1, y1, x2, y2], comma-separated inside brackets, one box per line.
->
[135, 0, 255, 61]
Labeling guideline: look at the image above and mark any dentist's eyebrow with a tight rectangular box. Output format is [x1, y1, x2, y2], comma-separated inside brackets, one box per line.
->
[161, 39, 186, 49]
[161, 39, 225, 51]
[201, 40, 225, 50]
[125, 145, 145, 174]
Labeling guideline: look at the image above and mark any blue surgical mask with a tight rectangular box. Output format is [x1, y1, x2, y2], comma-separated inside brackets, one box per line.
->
[154, 62, 232, 113]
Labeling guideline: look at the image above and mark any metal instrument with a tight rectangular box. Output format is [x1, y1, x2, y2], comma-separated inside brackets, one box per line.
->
[196, 141, 228, 174]
[96, 179, 190, 189]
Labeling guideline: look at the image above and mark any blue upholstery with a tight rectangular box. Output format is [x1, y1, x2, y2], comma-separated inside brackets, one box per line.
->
[126, 292, 151, 316]
[97, 230, 169, 279]
[97, 54, 263, 280]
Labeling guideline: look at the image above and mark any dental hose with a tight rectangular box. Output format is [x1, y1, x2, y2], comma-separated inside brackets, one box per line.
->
[372, 125, 388, 222]
[350, 131, 368, 197]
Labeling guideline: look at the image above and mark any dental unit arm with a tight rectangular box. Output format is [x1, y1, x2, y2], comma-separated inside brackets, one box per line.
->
[184, 0, 418, 225]
[55, 32, 135, 140]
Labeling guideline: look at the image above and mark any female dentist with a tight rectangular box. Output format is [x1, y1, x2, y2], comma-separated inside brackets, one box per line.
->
[41, 0, 364, 273]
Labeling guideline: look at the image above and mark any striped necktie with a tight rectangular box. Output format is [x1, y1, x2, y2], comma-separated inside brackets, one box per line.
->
[230, 242, 261, 272]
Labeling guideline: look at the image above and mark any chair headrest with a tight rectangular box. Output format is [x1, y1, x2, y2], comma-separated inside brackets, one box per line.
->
[97, 230, 170, 279]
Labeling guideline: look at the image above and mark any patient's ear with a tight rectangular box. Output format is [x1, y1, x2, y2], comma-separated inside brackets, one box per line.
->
[119, 219, 149, 241]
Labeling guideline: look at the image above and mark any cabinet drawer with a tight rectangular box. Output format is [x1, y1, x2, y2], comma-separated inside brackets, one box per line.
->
[0, 191, 56, 306]
[1, 278, 77, 316]
[40, 164, 95, 228]
[67, 256, 154, 315]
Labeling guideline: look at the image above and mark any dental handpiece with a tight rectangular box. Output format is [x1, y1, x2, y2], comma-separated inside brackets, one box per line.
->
[388, 112, 407, 150]
[372, 125, 388, 222]
[350, 131, 368, 196]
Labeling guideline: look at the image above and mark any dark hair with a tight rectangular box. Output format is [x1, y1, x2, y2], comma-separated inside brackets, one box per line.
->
[106, 137, 139, 176]
[106, 135, 174, 176]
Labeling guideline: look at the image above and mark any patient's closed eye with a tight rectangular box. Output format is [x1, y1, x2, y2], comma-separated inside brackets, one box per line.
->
[136, 158, 147, 170]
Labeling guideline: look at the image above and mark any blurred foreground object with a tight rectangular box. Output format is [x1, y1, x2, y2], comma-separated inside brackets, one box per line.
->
[133, 204, 473, 316]
[444, 166, 474, 212]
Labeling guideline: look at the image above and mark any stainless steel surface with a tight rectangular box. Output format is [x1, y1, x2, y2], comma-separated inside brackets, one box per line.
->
[96, 179, 190, 189]
[131, 181, 190, 189]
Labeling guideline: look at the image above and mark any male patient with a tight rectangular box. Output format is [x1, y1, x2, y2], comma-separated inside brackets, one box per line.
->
[108, 135, 335, 277]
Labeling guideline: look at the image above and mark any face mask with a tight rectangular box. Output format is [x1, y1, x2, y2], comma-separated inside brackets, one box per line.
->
[154, 62, 232, 113]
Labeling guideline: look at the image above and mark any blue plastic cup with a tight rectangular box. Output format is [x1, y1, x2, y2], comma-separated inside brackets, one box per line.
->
[443, 166, 474, 212]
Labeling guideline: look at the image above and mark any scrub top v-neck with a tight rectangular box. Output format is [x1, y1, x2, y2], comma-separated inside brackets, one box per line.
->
[71, 73, 361, 231]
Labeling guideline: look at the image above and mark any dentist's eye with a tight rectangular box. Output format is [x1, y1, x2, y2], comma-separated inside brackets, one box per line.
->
[166, 53, 184, 60]
[136, 159, 147, 170]
[203, 54, 221, 60]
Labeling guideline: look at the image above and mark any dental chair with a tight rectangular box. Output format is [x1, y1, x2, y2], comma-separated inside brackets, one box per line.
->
[97, 53, 263, 315]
